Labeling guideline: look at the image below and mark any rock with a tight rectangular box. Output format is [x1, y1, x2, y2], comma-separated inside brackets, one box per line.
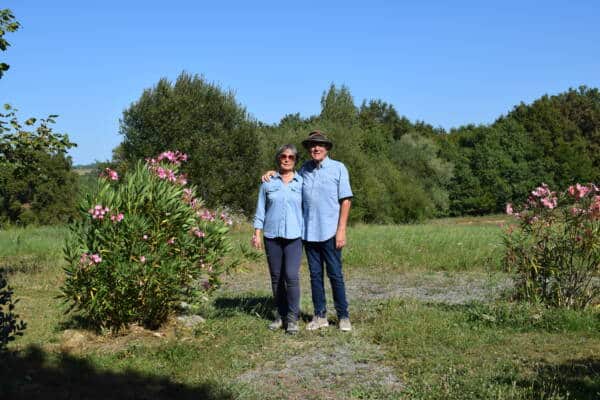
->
[176, 315, 205, 328]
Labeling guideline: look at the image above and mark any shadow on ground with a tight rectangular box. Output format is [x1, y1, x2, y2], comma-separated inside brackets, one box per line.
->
[529, 357, 600, 400]
[0, 345, 235, 400]
[213, 295, 274, 320]
[498, 357, 600, 400]
[213, 294, 313, 322]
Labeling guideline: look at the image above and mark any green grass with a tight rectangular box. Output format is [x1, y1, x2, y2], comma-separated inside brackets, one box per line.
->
[344, 223, 504, 271]
[1, 217, 598, 399]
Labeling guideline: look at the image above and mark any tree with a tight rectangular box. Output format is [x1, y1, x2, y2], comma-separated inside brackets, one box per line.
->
[0, 8, 20, 80]
[120, 72, 261, 214]
[0, 106, 78, 225]
[320, 84, 358, 126]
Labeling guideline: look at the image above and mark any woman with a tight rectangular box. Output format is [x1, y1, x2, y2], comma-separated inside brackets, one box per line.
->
[252, 144, 303, 334]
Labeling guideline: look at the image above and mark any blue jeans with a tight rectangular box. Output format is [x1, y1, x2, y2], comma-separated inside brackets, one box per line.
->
[264, 237, 302, 322]
[304, 236, 349, 319]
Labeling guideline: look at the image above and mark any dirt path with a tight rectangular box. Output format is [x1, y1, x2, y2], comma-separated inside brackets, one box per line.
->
[223, 266, 512, 399]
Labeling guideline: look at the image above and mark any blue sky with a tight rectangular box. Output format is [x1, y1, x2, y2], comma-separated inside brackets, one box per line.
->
[1, 1, 599, 164]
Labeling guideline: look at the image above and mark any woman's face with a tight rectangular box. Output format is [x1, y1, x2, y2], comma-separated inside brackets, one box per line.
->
[278, 149, 296, 172]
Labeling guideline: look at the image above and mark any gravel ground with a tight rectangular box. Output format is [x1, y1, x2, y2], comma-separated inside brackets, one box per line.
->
[238, 341, 402, 400]
[225, 266, 513, 399]
[223, 266, 513, 305]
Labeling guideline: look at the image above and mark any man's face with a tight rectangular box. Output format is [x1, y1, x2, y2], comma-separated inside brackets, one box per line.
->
[308, 143, 328, 163]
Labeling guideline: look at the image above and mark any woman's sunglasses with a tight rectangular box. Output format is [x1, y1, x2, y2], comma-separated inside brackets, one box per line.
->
[279, 154, 296, 161]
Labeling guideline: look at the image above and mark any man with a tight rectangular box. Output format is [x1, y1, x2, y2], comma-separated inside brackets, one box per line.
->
[264, 130, 353, 331]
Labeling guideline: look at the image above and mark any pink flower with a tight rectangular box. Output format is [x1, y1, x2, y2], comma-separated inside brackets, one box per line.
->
[192, 227, 206, 238]
[570, 207, 583, 216]
[155, 167, 167, 179]
[167, 237, 175, 245]
[568, 183, 591, 200]
[200, 210, 215, 221]
[110, 213, 124, 223]
[540, 197, 557, 209]
[167, 169, 177, 182]
[505, 203, 514, 215]
[90, 254, 102, 264]
[80, 253, 89, 264]
[176, 174, 187, 186]
[143, 234, 148, 240]
[532, 184, 550, 198]
[577, 184, 590, 198]
[102, 168, 119, 181]
[89, 204, 110, 220]
[157, 150, 188, 165]
[140, 256, 146, 263]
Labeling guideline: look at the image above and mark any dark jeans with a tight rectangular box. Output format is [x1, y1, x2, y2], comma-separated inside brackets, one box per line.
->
[263, 237, 302, 322]
[304, 236, 349, 319]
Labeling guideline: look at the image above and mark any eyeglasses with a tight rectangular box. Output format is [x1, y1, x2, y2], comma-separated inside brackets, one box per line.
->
[308, 143, 327, 149]
[279, 154, 296, 161]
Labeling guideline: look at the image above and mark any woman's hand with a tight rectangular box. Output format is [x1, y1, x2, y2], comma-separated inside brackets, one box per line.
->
[251, 230, 263, 250]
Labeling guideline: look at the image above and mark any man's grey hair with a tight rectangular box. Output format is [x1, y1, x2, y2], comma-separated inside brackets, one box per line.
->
[275, 144, 298, 166]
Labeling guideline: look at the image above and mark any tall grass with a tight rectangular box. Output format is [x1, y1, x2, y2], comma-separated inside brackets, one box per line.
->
[345, 223, 503, 271]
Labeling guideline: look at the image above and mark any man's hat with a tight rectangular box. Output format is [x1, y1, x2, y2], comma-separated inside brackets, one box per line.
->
[302, 130, 333, 150]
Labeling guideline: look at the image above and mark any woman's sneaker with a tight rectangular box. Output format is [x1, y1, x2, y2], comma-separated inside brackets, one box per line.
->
[286, 320, 299, 335]
[306, 316, 329, 330]
[268, 318, 283, 331]
[338, 318, 352, 332]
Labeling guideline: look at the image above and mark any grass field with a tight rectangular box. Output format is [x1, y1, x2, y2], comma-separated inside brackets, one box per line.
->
[1, 217, 598, 399]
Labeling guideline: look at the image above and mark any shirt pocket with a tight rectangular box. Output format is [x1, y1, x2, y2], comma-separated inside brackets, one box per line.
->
[265, 186, 281, 202]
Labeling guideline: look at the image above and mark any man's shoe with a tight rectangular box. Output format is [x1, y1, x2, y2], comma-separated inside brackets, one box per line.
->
[286, 320, 299, 335]
[268, 318, 283, 331]
[306, 316, 329, 331]
[339, 318, 352, 332]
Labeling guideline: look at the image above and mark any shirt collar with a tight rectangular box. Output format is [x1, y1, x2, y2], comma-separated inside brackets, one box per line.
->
[313, 156, 330, 169]
[274, 172, 299, 181]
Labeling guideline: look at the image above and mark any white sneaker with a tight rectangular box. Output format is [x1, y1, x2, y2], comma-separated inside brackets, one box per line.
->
[268, 318, 283, 331]
[339, 318, 352, 332]
[306, 316, 329, 331]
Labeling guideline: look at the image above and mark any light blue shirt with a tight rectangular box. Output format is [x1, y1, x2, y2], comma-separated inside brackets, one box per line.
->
[300, 157, 353, 242]
[253, 173, 303, 239]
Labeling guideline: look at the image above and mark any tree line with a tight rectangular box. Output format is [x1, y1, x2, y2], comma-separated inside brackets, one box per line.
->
[115, 72, 600, 224]
[1, 7, 599, 225]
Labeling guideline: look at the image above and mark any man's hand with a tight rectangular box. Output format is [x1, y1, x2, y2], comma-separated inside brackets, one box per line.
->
[335, 199, 351, 249]
[261, 170, 276, 183]
[335, 229, 346, 249]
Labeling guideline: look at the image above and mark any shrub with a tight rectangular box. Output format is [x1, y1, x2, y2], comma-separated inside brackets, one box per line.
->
[62, 152, 235, 331]
[0, 272, 26, 352]
[503, 183, 600, 309]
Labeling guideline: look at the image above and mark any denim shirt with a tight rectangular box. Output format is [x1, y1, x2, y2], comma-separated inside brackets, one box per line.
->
[253, 172, 303, 239]
[300, 157, 353, 242]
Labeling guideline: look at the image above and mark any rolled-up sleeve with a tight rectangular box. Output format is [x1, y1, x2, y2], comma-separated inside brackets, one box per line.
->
[338, 164, 353, 200]
[253, 184, 267, 229]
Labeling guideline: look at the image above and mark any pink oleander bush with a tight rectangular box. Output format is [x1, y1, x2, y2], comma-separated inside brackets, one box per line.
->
[503, 183, 600, 309]
[62, 152, 235, 331]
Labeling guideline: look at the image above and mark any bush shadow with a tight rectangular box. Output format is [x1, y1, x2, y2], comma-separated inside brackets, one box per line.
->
[492, 357, 600, 399]
[212, 295, 312, 321]
[56, 314, 102, 334]
[0, 345, 235, 400]
[213, 295, 274, 320]
[527, 357, 600, 400]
